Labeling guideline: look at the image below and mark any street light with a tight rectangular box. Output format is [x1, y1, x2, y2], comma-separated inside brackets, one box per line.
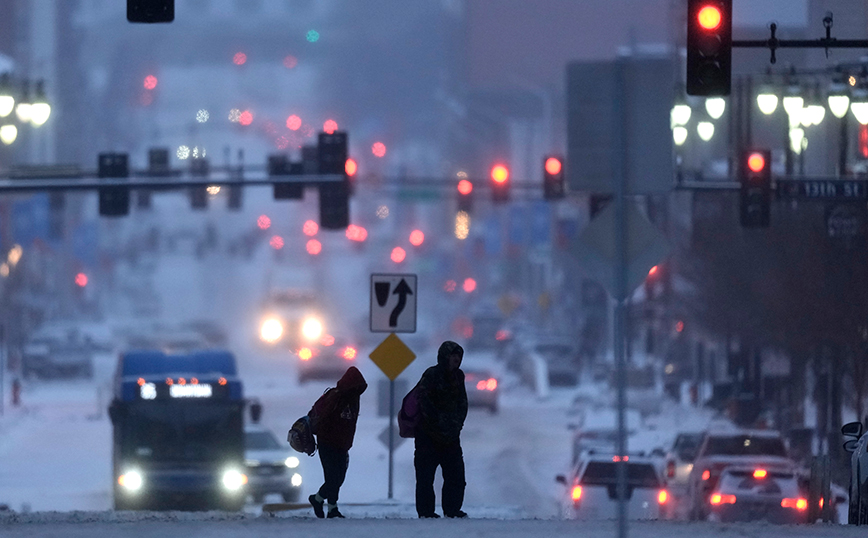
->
[671, 103, 692, 127]
[0, 74, 13, 118]
[14, 82, 30, 124]
[850, 88, 868, 124]
[697, 121, 715, 141]
[29, 81, 50, 127]
[705, 97, 726, 120]
[0, 124, 17, 145]
[673, 126, 688, 146]
[756, 88, 779, 115]
[827, 82, 851, 119]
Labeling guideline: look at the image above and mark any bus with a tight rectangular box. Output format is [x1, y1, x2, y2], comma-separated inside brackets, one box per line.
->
[108, 349, 248, 511]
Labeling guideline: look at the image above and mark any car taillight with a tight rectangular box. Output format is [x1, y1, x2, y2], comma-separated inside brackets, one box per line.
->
[571, 485, 582, 501]
[781, 498, 807, 511]
[658, 490, 668, 504]
[701, 469, 710, 480]
[710, 493, 736, 505]
[298, 347, 313, 361]
[752, 468, 767, 479]
[486, 378, 497, 391]
[342, 346, 357, 360]
[666, 460, 676, 478]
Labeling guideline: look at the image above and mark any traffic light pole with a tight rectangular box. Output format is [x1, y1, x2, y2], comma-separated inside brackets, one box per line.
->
[732, 17, 868, 65]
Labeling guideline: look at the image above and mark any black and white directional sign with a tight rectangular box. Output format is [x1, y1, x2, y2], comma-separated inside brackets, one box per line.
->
[370, 273, 417, 333]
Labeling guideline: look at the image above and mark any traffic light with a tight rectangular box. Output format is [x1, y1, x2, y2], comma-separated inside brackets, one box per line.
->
[318, 132, 350, 230]
[686, 0, 732, 96]
[127, 0, 174, 23]
[457, 179, 473, 213]
[739, 149, 771, 228]
[269, 154, 303, 200]
[98, 152, 130, 217]
[189, 158, 209, 209]
[543, 155, 565, 200]
[490, 164, 510, 203]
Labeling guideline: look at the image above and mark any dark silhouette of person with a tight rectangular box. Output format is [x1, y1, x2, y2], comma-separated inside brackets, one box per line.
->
[414, 341, 468, 518]
[307, 366, 367, 518]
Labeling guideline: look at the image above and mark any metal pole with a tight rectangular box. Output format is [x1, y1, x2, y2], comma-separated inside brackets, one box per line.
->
[0, 325, 5, 416]
[839, 115, 849, 176]
[613, 58, 629, 538]
[388, 378, 395, 499]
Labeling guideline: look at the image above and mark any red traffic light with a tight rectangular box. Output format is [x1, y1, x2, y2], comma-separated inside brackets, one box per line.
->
[457, 179, 473, 195]
[747, 152, 765, 173]
[75, 272, 88, 287]
[545, 157, 562, 176]
[345, 158, 358, 177]
[491, 164, 509, 184]
[697, 5, 722, 30]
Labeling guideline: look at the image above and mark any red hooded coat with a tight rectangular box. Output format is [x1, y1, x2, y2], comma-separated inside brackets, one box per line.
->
[309, 366, 368, 451]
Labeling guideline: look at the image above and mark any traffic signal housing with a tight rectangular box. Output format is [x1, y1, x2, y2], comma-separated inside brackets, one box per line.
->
[318, 132, 350, 230]
[739, 149, 771, 228]
[543, 155, 565, 200]
[189, 158, 209, 209]
[457, 179, 473, 213]
[686, 0, 732, 96]
[98, 152, 130, 217]
[490, 164, 510, 203]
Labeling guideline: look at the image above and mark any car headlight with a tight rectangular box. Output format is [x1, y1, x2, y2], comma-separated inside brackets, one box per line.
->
[301, 317, 323, 341]
[285, 456, 300, 468]
[260, 318, 284, 343]
[291, 473, 302, 487]
[222, 470, 248, 491]
[118, 470, 143, 492]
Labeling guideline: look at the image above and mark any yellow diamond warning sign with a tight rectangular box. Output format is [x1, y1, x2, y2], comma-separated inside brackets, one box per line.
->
[369, 333, 416, 381]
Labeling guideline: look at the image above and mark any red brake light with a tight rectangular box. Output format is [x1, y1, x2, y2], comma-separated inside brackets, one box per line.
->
[342, 346, 357, 360]
[571, 485, 582, 501]
[781, 498, 808, 511]
[701, 469, 711, 481]
[752, 469, 767, 479]
[486, 378, 497, 391]
[612, 455, 629, 462]
[710, 493, 736, 505]
[298, 347, 313, 361]
[658, 490, 668, 504]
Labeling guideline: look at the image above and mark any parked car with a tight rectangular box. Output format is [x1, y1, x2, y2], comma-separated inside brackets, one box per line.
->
[556, 454, 671, 520]
[244, 424, 303, 503]
[22, 335, 94, 379]
[706, 465, 808, 524]
[685, 429, 795, 521]
[570, 407, 643, 466]
[664, 432, 704, 498]
[463, 368, 499, 413]
[297, 335, 358, 384]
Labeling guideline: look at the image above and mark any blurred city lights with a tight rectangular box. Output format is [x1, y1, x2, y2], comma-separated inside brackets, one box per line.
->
[196, 109, 210, 123]
[0, 125, 17, 146]
[286, 115, 302, 131]
[455, 211, 470, 239]
[545, 157, 562, 175]
[456, 171, 468, 179]
[675, 320, 685, 332]
[306, 30, 320, 42]
[257, 215, 271, 230]
[391, 247, 406, 263]
[463, 278, 477, 293]
[307, 239, 322, 255]
[376, 205, 389, 219]
[409, 230, 425, 247]
[75, 273, 88, 287]
[270, 235, 285, 250]
[298, 347, 313, 361]
[345, 224, 368, 242]
[275, 136, 289, 150]
[143, 75, 158, 90]
[303, 220, 319, 236]
[239, 110, 253, 126]
[206, 185, 221, 195]
[233, 52, 247, 65]
[228, 109, 241, 123]
[491, 164, 509, 184]
[321, 334, 335, 346]
[342, 346, 357, 360]
[0, 263, 8, 278]
[345, 158, 358, 176]
[177, 146, 191, 159]
[283, 55, 298, 69]
[372, 142, 387, 158]
[648, 265, 659, 277]
[323, 119, 338, 134]
[457, 179, 473, 195]
[8, 245, 22, 267]
[444, 280, 457, 292]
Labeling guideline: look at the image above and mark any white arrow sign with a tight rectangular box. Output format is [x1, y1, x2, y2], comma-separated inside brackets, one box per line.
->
[370, 273, 417, 333]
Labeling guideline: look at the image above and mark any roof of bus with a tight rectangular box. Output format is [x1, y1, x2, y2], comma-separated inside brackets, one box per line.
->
[120, 349, 237, 377]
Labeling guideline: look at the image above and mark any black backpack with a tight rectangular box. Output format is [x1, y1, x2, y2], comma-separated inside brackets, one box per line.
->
[287, 415, 316, 456]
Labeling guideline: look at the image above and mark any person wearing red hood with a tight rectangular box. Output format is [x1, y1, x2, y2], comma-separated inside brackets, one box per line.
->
[307, 366, 367, 519]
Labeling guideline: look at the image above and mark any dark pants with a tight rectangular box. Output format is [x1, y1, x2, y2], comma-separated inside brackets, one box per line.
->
[317, 443, 349, 505]
[414, 430, 465, 517]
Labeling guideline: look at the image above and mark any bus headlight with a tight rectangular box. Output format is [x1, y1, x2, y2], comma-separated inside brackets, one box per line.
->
[301, 317, 323, 341]
[222, 470, 248, 491]
[260, 318, 284, 343]
[118, 470, 143, 492]
[291, 473, 302, 487]
[285, 456, 300, 468]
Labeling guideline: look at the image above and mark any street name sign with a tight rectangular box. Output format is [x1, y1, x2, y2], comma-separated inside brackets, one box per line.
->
[777, 179, 868, 200]
[370, 273, 417, 333]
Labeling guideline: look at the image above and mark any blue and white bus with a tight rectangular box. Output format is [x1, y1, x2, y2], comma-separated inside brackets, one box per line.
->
[108, 349, 247, 511]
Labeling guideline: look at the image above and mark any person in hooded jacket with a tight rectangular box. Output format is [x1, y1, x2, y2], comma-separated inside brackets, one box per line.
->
[414, 341, 469, 518]
[307, 366, 367, 519]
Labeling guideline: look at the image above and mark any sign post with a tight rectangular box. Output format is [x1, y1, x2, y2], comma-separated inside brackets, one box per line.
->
[369, 273, 418, 499]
